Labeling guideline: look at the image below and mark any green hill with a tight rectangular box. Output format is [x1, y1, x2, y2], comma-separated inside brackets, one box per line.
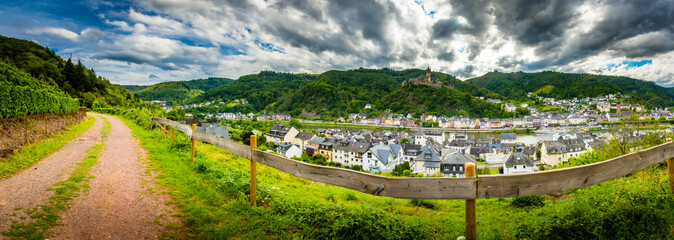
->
[0, 35, 139, 108]
[186, 71, 318, 112]
[127, 77, 234, 103]
[119, 85, 147, 93]
[272, 68, 499, 118]
[467, 71, 674, 108]
[382, 84, 507, 118]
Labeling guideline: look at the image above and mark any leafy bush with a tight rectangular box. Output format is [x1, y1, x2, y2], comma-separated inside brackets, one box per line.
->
[0, 62, 80, 118]
[511, 196, 545, 208]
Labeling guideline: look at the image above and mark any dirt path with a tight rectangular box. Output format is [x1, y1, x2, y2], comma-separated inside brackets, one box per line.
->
[52, 113, 179, 239]
[0, 114, 104, 234]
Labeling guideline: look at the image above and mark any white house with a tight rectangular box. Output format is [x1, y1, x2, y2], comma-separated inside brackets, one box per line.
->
[503, 152, 535, 174]
[277, 142, 302, 159]
[362, 143, 402, 173]
[332, 141, 371, 166]
[424, 130, 445, 143]
[500, 133, 516, 144]
[503, 102, 517, 112]
[412, 145, 442, 175]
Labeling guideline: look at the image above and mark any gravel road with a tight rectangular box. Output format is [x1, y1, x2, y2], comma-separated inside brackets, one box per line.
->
[0, 114, 104, 235]
[52, 113, 179, 240]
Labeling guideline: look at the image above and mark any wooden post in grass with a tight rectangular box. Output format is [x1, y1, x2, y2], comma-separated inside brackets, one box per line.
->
[191, 124, 196, 164]
[172, 128, 175, 146]
[250, 135, 258, 207]
[667, 158, 674, 193]
[465, 162, 477, 240]
[163, 123, 167, 139]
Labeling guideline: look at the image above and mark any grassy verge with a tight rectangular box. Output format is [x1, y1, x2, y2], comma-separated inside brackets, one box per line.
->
[2, 118, 111, 239]
[126, 119, 674, 239]
[0, 115, 96, 178]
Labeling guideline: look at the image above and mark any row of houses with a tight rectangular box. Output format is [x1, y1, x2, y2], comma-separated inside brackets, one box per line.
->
[267, 123, 544, 176]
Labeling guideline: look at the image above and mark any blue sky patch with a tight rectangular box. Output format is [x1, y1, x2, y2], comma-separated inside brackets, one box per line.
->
[414, 0, 436, 18]
[254, 39, 285, 53]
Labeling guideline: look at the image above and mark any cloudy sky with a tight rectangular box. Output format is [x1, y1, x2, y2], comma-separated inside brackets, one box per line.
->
[2, 0, 673, 86]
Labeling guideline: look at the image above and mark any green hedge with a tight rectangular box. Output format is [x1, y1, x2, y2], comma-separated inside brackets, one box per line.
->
[0, 63, 80, 118]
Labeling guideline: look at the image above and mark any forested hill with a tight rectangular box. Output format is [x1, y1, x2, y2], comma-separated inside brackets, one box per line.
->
[0, 35, 139, 108]
[467, 71, 674, 108]
[272, 68, 500, 118]
[186, 71, 318, 111]
[121, 77, 234, 102]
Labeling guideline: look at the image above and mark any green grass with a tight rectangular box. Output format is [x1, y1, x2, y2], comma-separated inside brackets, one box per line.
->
[125, 119, 674, 239]
[0, 115, 96, 178]
[2, 117, 111, 239]
[533, 85, 554, 95]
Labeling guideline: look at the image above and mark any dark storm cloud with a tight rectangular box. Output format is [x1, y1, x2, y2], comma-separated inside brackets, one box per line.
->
[492, 0, 580, 46]
[93, 51, 181, 70]
[532, 0, 674, 67]
[496, 57, 522, 69]
[431, 19, 460, 39]
[612, 30, 674, 58]
[263, 0, 399, 64]
[437, 50, 455, 62]
[271, 0, 324, 21]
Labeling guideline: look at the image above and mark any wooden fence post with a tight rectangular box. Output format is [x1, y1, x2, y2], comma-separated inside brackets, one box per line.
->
[667, 158, 674, 193]
[250, 135, 258, 207]
[465, 162, 477, 240]
[191, 124, 196, 164]
[172, 128, 175, 146]
[163, 123, 167, 139]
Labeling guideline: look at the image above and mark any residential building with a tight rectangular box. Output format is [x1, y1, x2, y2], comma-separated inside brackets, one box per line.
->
[332, 141, 371, 166]
[440, 151, 476, 177]
[500, 133, 516, 144]
[293, 132, 316, 151]
[277, 142, 302, 159]
[503, 152, 535, 174]
[265, 123, 299, 144]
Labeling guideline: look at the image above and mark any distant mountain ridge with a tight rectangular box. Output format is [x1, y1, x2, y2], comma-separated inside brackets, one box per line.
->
[466, 71, 674, 108]
[120, 77, 234, 102]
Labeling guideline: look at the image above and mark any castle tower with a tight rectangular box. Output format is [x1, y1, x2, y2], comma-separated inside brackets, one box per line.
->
[425, 67, 431, 82]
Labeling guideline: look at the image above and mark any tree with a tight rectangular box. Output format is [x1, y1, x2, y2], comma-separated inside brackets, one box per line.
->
[400, 138, 410, 144]
[392, 162, 411, 176]
[289, 118, 302, 129]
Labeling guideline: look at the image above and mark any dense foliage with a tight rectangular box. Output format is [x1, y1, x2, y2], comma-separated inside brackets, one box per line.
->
[467, 71, 674, 108]
[273, 68, 500, 118]
[0, 62, 79, 118]
[188, 71, 317, 112]
[0, 35, 139, 108]
[383, 84, 509, 118]
[123, 77, 234, 102]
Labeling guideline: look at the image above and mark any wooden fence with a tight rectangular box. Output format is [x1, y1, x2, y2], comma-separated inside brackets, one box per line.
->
[151, 118, 674, 239]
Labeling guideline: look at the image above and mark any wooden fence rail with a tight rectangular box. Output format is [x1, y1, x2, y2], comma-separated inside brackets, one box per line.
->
[151, 118, 674, 200]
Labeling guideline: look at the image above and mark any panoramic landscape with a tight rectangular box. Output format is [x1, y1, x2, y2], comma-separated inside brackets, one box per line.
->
[2, 0, 674, 239]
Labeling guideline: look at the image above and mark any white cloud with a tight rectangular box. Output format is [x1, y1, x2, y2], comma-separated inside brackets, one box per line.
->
[25, 27, 104, 42]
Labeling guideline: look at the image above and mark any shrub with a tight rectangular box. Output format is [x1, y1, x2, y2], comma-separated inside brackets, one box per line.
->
[344, 192, 358, 201]
[511, 196, 545, 208]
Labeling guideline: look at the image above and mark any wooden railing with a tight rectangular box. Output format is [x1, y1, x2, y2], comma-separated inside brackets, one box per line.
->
[151, 118, 674, 239]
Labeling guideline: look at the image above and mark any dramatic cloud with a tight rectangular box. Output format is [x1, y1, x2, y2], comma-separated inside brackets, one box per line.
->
[3, 0, 674, 86]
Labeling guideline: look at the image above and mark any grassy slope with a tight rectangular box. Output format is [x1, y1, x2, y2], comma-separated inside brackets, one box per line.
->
[0, 116, 95, 178]
[128, 121, 674, 239]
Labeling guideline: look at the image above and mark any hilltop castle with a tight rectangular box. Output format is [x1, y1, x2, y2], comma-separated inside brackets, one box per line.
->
[401, 67, 449, 88]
